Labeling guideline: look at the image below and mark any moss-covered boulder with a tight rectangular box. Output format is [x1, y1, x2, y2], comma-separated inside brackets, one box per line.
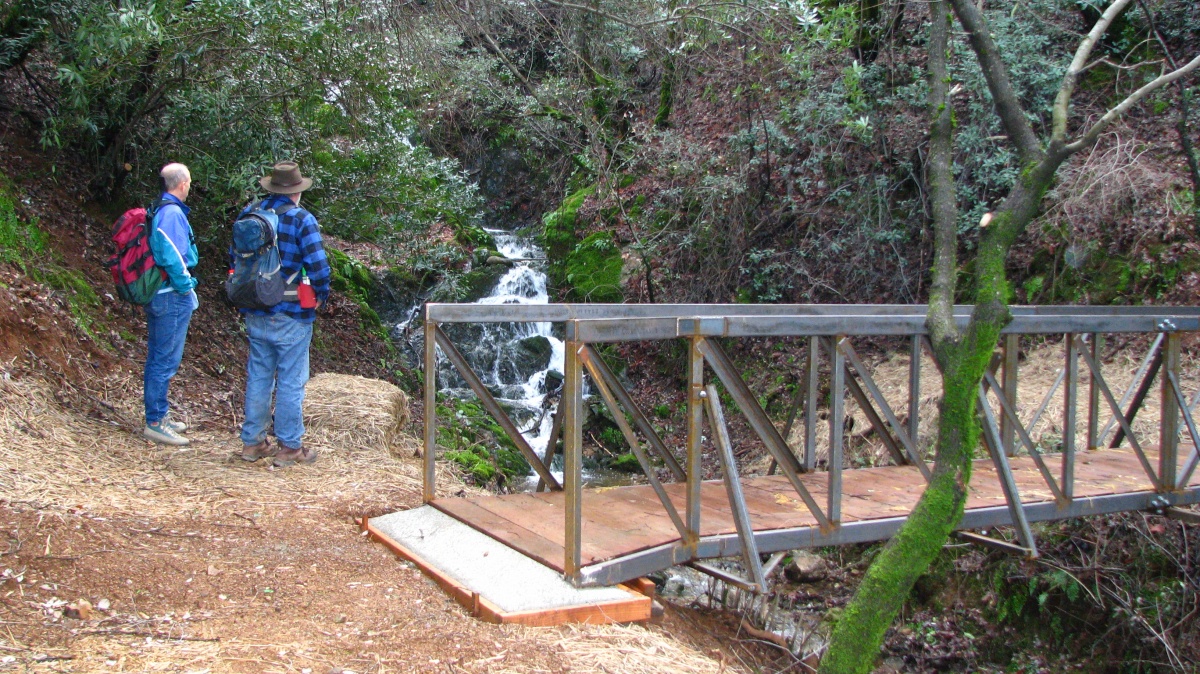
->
[326, 247, 385, 335]
[563, 231, 623, 303]
[542, 185, 595, 283]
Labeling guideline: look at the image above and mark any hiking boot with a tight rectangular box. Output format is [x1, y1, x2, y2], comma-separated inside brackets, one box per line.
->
[272, 444, 317, 467]
[143, 422, 190, 446]
[162, 415, 188, 434]
[240, 439, 276, 462]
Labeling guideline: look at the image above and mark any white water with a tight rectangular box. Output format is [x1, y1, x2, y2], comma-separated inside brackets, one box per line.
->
[473, 229, 565, 464]
[415, 228, 633, 488]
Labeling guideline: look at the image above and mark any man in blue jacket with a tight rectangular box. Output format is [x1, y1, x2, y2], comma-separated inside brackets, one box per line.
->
[143, 162, 199, 446]
[237, 161, 331, 467]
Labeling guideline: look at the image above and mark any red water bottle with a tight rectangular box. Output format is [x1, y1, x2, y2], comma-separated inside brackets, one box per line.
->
[297, 268, 317, 309]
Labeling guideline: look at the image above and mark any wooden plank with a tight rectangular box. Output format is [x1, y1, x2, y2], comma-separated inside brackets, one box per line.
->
[577, 491, 692, 557]
[432, 498, 567, 571]
[431, 444, 1188, 572]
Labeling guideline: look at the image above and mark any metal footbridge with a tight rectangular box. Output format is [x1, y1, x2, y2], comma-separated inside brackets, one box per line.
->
[406, 304, 1200, 594]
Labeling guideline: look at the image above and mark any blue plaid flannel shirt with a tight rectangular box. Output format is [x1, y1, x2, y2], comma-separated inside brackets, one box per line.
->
[231, 194, 331, 324]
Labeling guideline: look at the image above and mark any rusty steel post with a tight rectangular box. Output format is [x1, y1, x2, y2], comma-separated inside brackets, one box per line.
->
[423, 314, 437, 503]
[1063, 334, 1078, 501]
[1161, 332, 1181, 492]
[685, 336, 705, 552]
[563, 324, 584, 581]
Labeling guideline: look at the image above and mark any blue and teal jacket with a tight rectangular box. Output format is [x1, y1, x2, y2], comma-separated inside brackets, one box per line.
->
[149, 193, 199, 295]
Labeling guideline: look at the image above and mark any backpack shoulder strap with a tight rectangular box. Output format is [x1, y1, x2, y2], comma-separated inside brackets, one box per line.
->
[269, 201, 299, 216]
[145, 197, 169, 233]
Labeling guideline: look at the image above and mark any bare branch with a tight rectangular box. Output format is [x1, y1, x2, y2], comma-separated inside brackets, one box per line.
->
[1065, 53, 1200, 154]
[948, 0, 1042, 161]
[1053, 0, 1136, 141]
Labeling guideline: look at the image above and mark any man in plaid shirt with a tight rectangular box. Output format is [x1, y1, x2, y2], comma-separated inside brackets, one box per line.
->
[236, 161, 331, 467]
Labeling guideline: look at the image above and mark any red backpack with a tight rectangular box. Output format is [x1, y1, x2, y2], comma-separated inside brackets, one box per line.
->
[107, 200, 166, 305]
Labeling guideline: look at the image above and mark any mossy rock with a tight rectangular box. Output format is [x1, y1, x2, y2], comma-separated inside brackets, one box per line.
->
[609, 452, 643, 473]
[499, 335, 553, 383]
[458, 263, 509, 302]
[563, 231, 623, 303]
[541, 184, 596, 271]
[327, 247, 391, 337]
[453, 222, 496, 249]
[436, 398, 531, 487]
[327, 248, 373, 301]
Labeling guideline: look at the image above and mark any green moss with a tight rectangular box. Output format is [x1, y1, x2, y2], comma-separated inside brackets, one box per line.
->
[609, 452, 643, 473]
[445, 447, 497, 484]
[563, 231, 623, 303]
[0, 176, 47, 266]
[541, 184, 596, 272]
[327, 247, 386, 337]
[436, 397, 531, 487]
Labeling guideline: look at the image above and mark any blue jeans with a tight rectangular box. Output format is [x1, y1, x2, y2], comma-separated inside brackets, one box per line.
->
[241, 312, 313, 449]
[144, 290, 196, 424]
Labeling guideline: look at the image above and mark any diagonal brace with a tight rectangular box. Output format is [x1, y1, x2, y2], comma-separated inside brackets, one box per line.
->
[838, 339, 931, 480]
[982, 370, 1066, 504]
[579, 347, 691, 541]
[979, 383, 1040, 555]
[704, 384, 766, 592]
[1165, 371, 1200, 489]
[697, 338, 832, 531]
[583, 345, 686, 481]
[1073, 335, 1159, 487]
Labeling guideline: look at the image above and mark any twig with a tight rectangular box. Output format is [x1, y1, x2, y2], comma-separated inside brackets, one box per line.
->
[75, 628, 220, 642]
[35, 549, 116, 561]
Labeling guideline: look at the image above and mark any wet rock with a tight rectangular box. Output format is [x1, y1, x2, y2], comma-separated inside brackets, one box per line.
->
[783, 550, 827, 583]
[542, 370, 564, 395]
[499, 335, 552, 381]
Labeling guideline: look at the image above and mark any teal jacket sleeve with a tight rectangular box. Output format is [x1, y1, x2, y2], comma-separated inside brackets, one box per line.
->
[148, 205, 197, 294]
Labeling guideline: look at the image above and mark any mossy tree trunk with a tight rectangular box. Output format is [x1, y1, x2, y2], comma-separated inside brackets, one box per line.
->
[818, 1, 1200, 672]
[655, 0, 679, 129]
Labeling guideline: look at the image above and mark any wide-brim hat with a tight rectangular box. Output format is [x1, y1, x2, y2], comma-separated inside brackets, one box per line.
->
[259, 161, 313, 194]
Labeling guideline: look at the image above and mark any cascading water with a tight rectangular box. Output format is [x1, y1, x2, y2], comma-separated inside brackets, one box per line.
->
[408, 227, 632, 488]
[428, 229, 568, 485]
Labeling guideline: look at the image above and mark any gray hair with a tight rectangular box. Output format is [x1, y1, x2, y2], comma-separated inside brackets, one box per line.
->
[160, 163, 191, 191]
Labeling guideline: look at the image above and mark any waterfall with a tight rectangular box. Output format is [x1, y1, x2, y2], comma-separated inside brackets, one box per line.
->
[413, 228, 565, 484]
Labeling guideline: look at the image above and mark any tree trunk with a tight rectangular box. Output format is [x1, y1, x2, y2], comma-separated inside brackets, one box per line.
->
[654, 0, 678, 129]
[818, 3, 1066, 670]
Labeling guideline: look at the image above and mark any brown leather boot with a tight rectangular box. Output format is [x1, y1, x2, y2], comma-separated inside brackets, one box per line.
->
[240, 440, 276, 462]
[272, 444, 317, 467]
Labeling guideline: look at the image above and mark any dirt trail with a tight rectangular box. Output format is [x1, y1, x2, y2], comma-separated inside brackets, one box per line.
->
[0, 369, 751, 673]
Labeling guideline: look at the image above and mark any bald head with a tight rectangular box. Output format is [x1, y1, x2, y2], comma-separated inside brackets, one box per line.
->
[161, 163, 191, 201]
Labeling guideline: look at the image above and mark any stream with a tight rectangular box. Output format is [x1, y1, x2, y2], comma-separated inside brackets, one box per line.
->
[403, 226, 631, 488]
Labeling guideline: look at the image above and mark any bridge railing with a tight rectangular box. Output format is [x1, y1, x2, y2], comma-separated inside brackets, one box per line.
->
[423, 304, 1200, 586]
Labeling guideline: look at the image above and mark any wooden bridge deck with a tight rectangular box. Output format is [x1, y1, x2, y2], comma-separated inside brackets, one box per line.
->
[434, 447, 1200, 577]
